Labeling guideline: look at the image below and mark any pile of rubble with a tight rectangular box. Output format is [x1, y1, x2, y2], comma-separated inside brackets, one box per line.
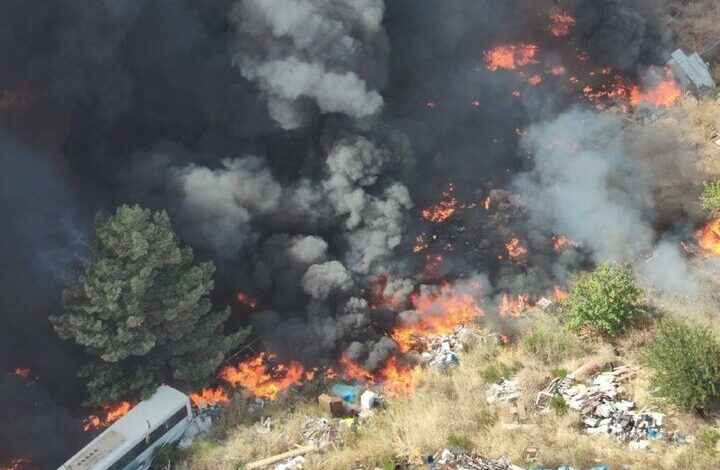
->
[536, 363, 669, 445]
[419, 325, 475, 370]
[486, 378, 522, 404]
[434, 448, 525, 470]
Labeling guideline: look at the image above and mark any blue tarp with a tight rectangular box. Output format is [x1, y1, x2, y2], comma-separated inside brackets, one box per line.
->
[331, 383, 357, 403]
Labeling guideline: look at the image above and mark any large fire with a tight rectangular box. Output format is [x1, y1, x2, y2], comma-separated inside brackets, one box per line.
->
[378, 356, 422, 396]
[505, 237, 528, 259]
[630, 68, 682, 108]
[190, 386, 230, 406]
[484, 43, 538, 71]
[220, 353, 305, 400]
[391, 283, 484, 352]
[82, 401, 134, 432]
[696, 219, 720, 256]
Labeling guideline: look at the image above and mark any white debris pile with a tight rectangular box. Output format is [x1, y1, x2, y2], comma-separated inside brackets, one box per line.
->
[419, 325, 475, 369]
[486, 378, 522, 404]
[536, 364, 667, 443]
[436, 448, 526, 470]
[273, 455, 306, 470]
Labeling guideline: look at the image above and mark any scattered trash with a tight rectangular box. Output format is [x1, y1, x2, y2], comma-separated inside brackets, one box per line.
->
[487, 378, 522, 404]
[419, 325, 475, 370]
[331, 383, 358, 403]
[536, 364, 674, 447]
[273, 455, 306, 470]
[435, 448, 525, 470]
[360, 390, 379, 410]
[318, 393, 343, 417]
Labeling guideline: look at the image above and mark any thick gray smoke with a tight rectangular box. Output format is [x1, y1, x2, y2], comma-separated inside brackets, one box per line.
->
[0, 0, 681, 465]
[516, 109, 701, 297]
[231, 0, 386, 128]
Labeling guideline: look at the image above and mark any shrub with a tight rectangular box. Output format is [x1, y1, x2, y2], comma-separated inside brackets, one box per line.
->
[549, 394, 568, 416]
[564, 262, 645, 336]
[701, 181, 720, 215]
[697, 427, 720, 449]
[550, 367, 569, 379]
[480, 361, 518, 384]
[642, 317, 720, 410]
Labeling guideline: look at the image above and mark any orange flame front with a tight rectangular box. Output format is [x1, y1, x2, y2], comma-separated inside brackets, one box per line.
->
[484, 44, 538, 71]
[553, 285, 568, 302]
[378, 356, 422, 396]
[391, 283, 484, 352]
[220, 353, 305, 400]
[696, 219, 720, 256]
[422, 185, 458, 222]
[11, 367, 31, 379]
[83, 401, 133, 432]
[190, 386, 230, 406]
[630, 68, 682, 108]
[499, 293, 530, 316]
[505, 238, 528, 259]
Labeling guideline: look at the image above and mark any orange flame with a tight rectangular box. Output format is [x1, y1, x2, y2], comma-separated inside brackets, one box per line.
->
[499, 293, 530, 316]
[549, 12, 576, 37]
[339, 354, 376, 383]
[236, 292, 258, 309]
[484, 44, 538, 71]
[483, 196, 491, 210]
[505, 238, 528, 259]
[190, 386, 230, 406]
[378, 356, 422, 396]
[630, 68, 682, 108]
[0, 458, 31, 470]
[220, 353, 304, 400]
[549, 65, 567, 76]
[83, 401, 133, 432]
[696, 219, 720, 256]
[11, 367, 31, 379]
[527, 74, 543, 86]
[422, 185, 457, 222]
[391, 283, 484, 352]
[553, 285, 568, 302]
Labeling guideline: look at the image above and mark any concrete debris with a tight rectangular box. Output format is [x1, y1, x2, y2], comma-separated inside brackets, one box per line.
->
[419, 325, 475, 370]
[536, 364, 672, 445]
[436, 448, 525, 470]
[487, 378, 522, 404]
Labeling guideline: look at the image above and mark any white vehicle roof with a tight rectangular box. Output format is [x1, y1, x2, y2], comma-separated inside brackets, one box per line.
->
[59, 385, 190, 470]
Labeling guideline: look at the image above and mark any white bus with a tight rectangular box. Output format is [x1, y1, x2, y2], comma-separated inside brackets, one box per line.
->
[59, 385, 192, 470]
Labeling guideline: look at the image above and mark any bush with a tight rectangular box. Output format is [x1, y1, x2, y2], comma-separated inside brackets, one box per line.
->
[550, 367, 569, 379]
[642, 317, 720, 410]
[549, 394, 568, 415]
[564, 263, 645, 336]
[480, 361, 518, 384]
[700, 181, 720, 215]
[446, 434, 474, 451]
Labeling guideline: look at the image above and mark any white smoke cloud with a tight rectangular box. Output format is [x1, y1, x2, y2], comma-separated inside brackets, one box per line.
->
[302, 260, 353, 299]
[288, 235, 328, 264]
[516, 108, 700, 297]
[175, 157, 282, 256]
[231, 0, 386, 128]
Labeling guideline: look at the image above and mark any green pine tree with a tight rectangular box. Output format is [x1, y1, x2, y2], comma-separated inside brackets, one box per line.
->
[51, 204, 248, 405]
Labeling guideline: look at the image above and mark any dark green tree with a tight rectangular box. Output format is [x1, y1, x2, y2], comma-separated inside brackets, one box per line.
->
[51, 204, 248, 405]
[564, 262, 645, 336]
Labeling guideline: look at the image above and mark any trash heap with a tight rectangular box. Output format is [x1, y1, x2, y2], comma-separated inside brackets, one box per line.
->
[536, 363, 667, 444]
[419, 325, 475, 370]
[435, 448, 525, 470]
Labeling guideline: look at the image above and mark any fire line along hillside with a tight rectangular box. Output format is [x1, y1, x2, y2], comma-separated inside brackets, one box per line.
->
[3, 0, 720, 469]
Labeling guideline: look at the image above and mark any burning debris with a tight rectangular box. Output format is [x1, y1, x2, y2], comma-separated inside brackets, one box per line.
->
[82, 401, 134, 432]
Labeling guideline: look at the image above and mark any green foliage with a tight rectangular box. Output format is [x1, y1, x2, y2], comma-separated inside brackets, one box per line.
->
[51, 205, 249, 405]
[480, 361, 518, 384]
[697, 427, 720, 450]
[550, 367, 569, 379]
[642, 317, 720, 410]
[381, 458, 398, 470]
[446, 433, 473, 451]
[700, 181, 720, 215]
[564, 262, 645, 336]
[549, 394, 568, 416]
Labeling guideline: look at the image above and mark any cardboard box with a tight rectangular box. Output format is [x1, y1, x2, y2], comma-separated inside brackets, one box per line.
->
[318, 393, 343, 417]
